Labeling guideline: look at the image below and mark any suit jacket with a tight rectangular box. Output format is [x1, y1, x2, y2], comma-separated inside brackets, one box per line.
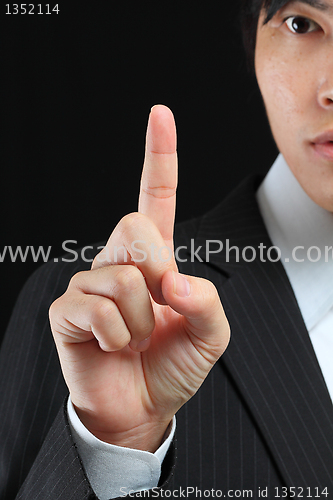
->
[0, 175, 332, 499]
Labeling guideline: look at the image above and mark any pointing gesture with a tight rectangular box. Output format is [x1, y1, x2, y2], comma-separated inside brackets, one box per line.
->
[49, 105, 230, 452]
[139, 105, 177, 251]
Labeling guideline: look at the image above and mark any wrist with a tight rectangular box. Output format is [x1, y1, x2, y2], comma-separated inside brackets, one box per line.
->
[73, 404, 172, 453]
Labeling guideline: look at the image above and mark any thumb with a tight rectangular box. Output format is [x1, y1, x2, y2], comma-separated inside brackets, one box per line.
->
[161, 270, 230, 358]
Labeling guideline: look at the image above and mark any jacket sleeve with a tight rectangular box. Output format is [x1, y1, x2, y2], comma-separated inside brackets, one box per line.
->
[16, 402, 97, 500]
[17, 400, 176, 500]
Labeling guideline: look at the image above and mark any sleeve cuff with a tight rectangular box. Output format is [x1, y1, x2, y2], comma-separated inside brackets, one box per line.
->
[67, 396, 176, 500]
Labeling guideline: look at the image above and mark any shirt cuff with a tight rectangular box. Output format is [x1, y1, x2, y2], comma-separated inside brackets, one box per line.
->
[67, 397, 176, 500]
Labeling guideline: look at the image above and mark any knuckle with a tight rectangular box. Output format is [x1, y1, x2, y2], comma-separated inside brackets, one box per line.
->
[90, 298, 116, 325]
[119, 212, 147, 233]
[49, 292, 72, 322]
[200, 279, 219, 310]
[90, 299, 131, 351]
[92, 251, 107, 269]
[113, 266, 144, 295]
[68, 270, 90, 290]
[142, 185, 176, 199]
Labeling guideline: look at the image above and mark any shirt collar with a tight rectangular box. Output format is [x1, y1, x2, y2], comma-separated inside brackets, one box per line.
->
[256, 154, 333, 331]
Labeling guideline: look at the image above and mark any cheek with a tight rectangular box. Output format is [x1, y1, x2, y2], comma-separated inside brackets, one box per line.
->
[266, 71, 297, 116]
[255, 40, 315, 139]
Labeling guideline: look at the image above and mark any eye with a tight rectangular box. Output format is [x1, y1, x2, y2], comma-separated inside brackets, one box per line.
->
[285, 16, 320, 34]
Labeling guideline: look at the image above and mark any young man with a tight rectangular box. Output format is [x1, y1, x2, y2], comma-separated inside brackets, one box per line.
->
[1, 1, 332, 498]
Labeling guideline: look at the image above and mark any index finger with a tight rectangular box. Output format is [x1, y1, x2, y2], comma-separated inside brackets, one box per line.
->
[138, 105, 178, 251]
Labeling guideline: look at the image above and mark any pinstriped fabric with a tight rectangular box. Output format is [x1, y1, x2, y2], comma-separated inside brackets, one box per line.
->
[183, 175, 333, 490]
[0, 248, 98, 499]
[0, 175, 332, 498]
[172, 240, 285, 494]
[220, 270, 333, 485]
[17, 405, 93, 499]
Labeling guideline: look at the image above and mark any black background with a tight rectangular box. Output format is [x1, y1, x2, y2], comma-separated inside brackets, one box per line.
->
[1, 1, 278, 343]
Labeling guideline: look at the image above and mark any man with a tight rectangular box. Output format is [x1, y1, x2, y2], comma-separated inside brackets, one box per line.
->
[1, 0, 333, 498]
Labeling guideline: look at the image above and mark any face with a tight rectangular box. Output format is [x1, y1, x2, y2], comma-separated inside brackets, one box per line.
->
[255, 0, 333, 211]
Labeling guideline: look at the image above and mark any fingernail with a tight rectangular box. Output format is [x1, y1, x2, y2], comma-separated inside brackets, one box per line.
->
[129, 336, 151, 352]
[173, 271, 191, 297]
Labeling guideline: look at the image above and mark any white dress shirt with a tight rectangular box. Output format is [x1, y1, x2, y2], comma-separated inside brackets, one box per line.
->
[256, 154, 333, 403]
[68, 154, 333, 499]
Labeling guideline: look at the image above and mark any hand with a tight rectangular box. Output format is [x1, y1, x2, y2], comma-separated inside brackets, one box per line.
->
[49, 105, 230, 452]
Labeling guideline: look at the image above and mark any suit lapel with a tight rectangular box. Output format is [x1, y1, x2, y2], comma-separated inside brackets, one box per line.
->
[194, 176, 333, 488]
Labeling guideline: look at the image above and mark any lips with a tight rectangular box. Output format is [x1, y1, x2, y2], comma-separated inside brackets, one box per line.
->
[311, 131, 333, 161]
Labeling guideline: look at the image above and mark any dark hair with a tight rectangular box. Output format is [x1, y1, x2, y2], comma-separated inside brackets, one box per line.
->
[240, 0, 290, 69]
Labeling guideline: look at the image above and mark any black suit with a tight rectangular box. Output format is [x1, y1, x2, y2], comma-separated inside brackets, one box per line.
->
[0, 176, 332, 499]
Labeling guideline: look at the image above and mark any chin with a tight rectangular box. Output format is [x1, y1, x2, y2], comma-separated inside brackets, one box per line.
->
[285, 148, 333, 212]
[306, 184, 333, 212]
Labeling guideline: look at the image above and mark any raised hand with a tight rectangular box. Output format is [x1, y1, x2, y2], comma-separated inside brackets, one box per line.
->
[49, 105, 230, 452]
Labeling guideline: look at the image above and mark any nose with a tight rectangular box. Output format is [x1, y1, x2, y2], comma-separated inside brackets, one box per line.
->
[317, 52, 333, 108]
[317, 81, 333, 108]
